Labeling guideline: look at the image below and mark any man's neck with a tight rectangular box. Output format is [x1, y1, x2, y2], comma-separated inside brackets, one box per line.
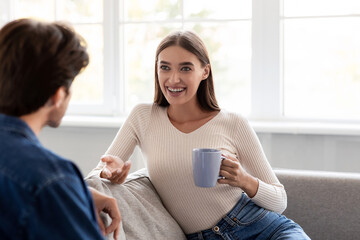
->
[20, 109, 48, 136]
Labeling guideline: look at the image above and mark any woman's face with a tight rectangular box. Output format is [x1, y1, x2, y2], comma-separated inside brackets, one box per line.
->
[157, 45, 209, 107]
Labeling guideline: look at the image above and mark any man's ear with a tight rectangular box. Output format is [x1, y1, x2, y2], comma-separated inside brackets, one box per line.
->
[49, 87, 67, 108]
[202, 64, 210, 80]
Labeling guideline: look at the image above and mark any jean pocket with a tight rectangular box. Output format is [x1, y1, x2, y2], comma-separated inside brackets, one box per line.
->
[233, 200, 269, 226]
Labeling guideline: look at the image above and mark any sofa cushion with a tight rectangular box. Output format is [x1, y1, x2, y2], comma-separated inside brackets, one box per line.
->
[275, 169, 360, 240]
[87, 168, 360, 240]
[86, 168, 186, 240]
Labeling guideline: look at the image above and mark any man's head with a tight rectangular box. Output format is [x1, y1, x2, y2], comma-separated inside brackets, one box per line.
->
[0, 19, 89, 122]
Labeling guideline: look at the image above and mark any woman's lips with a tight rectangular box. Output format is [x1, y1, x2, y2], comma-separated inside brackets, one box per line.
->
[167, 87, 186, 96]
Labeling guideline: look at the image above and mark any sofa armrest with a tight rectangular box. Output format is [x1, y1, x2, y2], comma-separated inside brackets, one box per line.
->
[85, 168, 186, 240]
[275, 169, 360, 240]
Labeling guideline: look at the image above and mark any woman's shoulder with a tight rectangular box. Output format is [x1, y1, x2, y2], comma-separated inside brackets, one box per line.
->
[131, 103, 166, 111]
[131, 103, 152, 112]
[219, 109, 248, 123]
[128, 103, 152, 116]
[127, 103, 166, 133]
[218, 110, 254, 135]
[129, 103, 166, 120]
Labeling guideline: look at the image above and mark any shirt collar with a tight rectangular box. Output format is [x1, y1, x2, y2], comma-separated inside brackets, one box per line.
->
[0, 113, 40, 144]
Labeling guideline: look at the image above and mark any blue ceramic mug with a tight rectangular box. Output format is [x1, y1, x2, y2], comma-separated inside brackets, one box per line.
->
[192, 148, 224, 188]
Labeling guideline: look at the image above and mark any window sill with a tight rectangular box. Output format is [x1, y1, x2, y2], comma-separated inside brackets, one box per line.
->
[61, 115, 125, 128]
[251, 121, 360, 136]
[61, 115, 360, 136]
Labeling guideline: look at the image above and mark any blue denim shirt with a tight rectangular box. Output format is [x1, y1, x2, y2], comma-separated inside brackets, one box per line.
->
[0, 114, 104, 240]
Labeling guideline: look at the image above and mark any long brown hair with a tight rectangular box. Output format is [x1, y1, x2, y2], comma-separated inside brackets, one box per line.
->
[154, 30, 220, 111]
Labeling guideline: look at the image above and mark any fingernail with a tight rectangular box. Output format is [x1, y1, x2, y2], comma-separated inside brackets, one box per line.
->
[103, 168, 111, 178]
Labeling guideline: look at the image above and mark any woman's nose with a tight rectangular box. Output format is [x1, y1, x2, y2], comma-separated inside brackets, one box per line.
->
[169, 71, 180, 83]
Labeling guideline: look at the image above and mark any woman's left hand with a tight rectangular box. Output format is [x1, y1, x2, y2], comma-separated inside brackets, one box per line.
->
[218, 154, 246, 188]
[218, 154, 259, 198]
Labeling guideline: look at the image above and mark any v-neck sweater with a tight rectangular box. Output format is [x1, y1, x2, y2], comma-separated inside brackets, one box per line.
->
[89, 103, 287, 234]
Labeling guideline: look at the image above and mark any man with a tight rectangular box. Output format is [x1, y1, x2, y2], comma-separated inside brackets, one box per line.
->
[0, 19, 120, 239]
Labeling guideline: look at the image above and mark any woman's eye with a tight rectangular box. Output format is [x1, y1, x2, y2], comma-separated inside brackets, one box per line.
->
[181, 66, 191, 71]
[160, 65, 170, 70]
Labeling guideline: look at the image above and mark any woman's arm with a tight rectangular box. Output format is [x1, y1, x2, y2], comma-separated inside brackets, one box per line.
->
[223, 114, 287, 213]
[87, 104, 151, 180]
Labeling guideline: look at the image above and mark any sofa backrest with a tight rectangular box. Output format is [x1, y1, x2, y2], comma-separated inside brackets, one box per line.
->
[275, 169, 360, 240]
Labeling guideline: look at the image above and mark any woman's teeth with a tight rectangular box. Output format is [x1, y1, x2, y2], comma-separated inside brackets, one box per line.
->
[168, 87, 185, 92]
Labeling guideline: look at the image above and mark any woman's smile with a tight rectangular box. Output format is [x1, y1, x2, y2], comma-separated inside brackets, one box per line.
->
[167, 87, 186, 96]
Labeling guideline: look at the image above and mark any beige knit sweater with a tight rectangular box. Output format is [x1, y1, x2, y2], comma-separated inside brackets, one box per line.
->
[89, 103, 287, 234]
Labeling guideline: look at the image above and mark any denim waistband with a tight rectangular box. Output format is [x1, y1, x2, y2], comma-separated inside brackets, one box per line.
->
[187, 192, 250, 238]
[186, 192, 309, 240]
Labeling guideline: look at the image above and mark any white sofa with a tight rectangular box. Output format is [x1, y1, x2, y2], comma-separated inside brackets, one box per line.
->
[86, 168, 360, 240]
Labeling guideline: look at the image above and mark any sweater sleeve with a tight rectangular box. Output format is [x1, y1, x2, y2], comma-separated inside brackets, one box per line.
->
[87, 104, 151, 178]
[233, 115, 287, 213]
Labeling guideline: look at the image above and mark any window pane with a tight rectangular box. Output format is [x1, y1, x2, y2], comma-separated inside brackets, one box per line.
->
[11, 1, 104, 107]
[184, 0, 251, 19]
[283, 18, 360, 120]
[13, 0, 55, 21]
[57, 0, 103, 23]
[71, 25, 104, 104]
[124, 0, 181, 21]
[185, 22, 251, 115]
[284, 0, 360, 17]
[124, 23, 182, 112]
[0, 1, 9, 26]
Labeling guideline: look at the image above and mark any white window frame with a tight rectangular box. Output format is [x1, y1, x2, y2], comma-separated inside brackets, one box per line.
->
[251, 0, 283, 121]
[2, 0, 360, 136]
[66, 0, 122, 116]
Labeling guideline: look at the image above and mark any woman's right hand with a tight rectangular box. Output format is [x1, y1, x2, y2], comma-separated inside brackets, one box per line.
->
[100, 155, 131, 184]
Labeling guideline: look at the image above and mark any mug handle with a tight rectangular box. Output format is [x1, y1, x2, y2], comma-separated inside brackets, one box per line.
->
[218, 156, 226, 179]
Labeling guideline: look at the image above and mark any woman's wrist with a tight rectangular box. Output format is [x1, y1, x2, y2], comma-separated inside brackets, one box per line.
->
[241, 174, 259, 198]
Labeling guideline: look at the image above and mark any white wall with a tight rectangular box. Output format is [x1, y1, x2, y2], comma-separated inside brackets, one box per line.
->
[257, 132, 360, 173]
[39, 126, 145, 176]
[39, 125, 360, 177]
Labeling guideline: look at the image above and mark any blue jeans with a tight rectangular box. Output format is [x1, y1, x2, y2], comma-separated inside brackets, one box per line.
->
[186, 193, 310, 240]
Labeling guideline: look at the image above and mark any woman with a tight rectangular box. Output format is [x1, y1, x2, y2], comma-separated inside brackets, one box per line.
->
[90, 30, 309, 239]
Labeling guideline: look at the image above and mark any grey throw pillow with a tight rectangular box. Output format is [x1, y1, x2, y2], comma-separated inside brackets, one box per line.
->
[86, 168, 186, 240]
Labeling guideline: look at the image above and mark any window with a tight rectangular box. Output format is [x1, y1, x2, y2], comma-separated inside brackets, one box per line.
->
[0, 0, 107, 115]
[251, 0, 360, 122]
[1, 0, 360, 124]
[1, 0, 251, 116]
[283, 0, 360, 121]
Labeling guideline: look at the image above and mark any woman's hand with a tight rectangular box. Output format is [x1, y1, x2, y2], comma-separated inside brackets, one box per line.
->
[218, 154, 259, 198]
[100, 155, 131, 184]
[89, 187, 121, 240]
